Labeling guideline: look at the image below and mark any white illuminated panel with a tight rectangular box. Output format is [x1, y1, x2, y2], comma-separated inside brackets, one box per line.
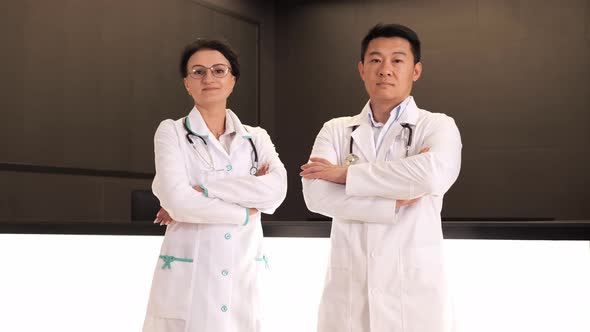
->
[0, 235, 588, 332]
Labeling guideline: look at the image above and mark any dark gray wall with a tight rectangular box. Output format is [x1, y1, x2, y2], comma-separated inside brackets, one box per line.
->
[0, 0, 274, 223]
[271, 0, 590, 221]
[2, 0, 589, 226]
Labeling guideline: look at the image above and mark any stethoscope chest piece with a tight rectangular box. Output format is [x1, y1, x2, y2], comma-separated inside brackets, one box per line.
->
[345, 153, 360, 166]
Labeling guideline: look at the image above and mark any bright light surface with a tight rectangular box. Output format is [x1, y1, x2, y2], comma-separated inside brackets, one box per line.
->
[0, 234, 588, 332]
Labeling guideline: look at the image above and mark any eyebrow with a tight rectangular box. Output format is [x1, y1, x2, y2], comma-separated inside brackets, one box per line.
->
[191, 63, 228, 68]
[368, 51, 407, 57]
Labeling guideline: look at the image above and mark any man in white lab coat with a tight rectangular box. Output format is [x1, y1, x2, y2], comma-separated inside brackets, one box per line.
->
[301, 23, 462, 332]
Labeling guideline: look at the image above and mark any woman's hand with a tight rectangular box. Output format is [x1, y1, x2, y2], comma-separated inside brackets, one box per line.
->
[255, 163, 269, 176]
[248, 208, 259, 216]
[154, 207, 175, 226]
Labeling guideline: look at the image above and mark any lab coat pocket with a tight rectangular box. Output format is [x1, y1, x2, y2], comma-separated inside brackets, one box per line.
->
[147, 253, 194, 320]
[252, 254, 269, 330]
[328, 246, 351, 270]
[401, 245, 448, 332]
[319, 247, 352, 330]
[385, 136, 406, 161]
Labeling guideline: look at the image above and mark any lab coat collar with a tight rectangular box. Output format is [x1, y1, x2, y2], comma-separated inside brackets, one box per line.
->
[186, 107, 250, 138]
[346, 96, 420, 162]
[347, 96, 418, 127]
[186, 107, 252, 159]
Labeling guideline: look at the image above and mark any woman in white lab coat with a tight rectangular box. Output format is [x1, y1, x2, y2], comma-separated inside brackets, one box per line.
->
[142, 39, 287, 332]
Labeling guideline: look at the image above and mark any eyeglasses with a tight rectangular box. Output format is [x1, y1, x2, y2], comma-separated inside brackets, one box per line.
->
[189, 64, 231, 79]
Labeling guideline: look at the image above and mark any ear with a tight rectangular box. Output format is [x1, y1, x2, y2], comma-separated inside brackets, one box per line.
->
[358, 61, 365, 81]
[412, 62, 423, 82]
[183, 78, 190, 91]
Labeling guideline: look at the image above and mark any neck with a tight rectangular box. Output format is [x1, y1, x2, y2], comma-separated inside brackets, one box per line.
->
[369, 96, 408, 123]
[195, 102, 226, 137]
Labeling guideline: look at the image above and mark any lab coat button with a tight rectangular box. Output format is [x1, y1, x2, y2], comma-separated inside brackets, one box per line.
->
[224, 233, 232, 240]
[226, 164, 233, 171]
[371, 288, 380, 296]
[370, 251, 377, 258]
[221, 270, 229, 276]
[221, 305, 228, 312]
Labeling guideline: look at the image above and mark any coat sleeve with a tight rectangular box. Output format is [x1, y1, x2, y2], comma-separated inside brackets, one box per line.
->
[151, 120, 248, 225]
[302, 121, 398, 224]
[198, 128, 288, 214]
[346, 115, 462, 200]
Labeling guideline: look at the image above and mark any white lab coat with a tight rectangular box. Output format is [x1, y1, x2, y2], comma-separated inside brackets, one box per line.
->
[302, 97, 462, 332]
[143, 107, 287, 332]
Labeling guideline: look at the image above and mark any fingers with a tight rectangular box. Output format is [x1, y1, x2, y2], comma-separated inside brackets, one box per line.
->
[193, 185, 204, 193]
[419, 147, 430, 154]
[300, 165, 328, 176]
[396, 197, 421, 207]
[256, 163, 270, 176]
[309, 157, 332, 165]
[154, 208, 165, 224]
[154, 207, 174, 226]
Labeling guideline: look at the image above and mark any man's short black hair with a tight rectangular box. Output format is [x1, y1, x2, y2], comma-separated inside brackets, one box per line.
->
[361, 23, 421, 64]
[179, 39, 240, 80]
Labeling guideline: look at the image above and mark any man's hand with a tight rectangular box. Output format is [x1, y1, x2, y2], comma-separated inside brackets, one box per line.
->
[154, 207, 174, 226]
[396, 198, 420, 208]
[300, 157, 348, 184]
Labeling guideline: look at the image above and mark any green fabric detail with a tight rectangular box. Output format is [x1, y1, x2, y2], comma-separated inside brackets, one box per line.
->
[244, 208, 249, 225]
[255, 255, 270, 270]
[159, 255, 193, 269]
[199, 184, 209, 197]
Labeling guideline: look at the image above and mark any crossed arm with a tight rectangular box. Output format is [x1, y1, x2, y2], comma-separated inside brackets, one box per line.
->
[152, 121, 287, 225]
[300, 117, 461, 224]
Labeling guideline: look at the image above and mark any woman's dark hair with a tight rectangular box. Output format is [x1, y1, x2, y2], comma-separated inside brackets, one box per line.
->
[360, 23, 421, 64]
[179, 39, 240, 80]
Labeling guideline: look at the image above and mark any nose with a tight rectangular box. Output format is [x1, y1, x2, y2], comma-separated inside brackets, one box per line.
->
[378, 62, 393, 77]
[202, 69, 215, 83]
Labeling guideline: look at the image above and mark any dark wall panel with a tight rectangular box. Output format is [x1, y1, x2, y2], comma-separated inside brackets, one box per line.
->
[272, 0, 590, 221]
[0, 0, 263, 224]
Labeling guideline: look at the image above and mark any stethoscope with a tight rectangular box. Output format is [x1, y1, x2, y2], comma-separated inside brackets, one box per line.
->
[183, 117, 259, 175]
[345, 123, 414, 166]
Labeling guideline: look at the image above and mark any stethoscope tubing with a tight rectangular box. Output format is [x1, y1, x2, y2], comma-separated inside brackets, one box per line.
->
[183, 117, 259, 174]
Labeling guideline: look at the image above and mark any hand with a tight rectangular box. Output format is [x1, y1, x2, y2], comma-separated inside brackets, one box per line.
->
[248, 208, 259, 217]
[255, 163, 269, 176]
[300, 157, 348, 184]
[193, 185, 204, 193]
[154, 207, 175, 226]
[396, 197, 420, 208]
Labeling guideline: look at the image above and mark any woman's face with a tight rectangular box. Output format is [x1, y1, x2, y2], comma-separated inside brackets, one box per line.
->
[183, 49, 236, 108]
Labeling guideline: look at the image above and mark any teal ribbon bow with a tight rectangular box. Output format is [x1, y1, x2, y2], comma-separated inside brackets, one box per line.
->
[159, 255, 193, 269]
[255, 255, 270, 270]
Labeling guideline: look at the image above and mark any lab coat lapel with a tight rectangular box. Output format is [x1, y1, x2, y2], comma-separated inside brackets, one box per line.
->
[349, 103, 376, 163]
[227, 110, 251, 156]
[186, 107, 230, 160]
[375, 97, 420, 160]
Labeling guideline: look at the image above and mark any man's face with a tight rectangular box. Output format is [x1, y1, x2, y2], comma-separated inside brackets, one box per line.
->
[358, 37, 422, 106]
